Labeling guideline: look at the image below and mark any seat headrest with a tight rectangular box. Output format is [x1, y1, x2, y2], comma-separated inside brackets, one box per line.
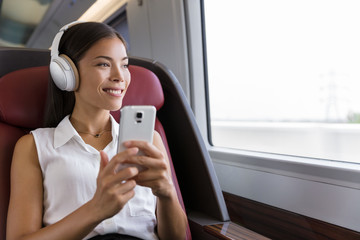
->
[0, 66, 49, 129]
[0, 65, 164, 129]
[112, 65, 164, 122]
[124, 65, 164, 109]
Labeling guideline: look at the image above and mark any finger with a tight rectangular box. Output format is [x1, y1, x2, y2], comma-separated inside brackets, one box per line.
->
[135, 167, 172, 184]
[116, 184, 136, 204]
[114, 179, 137, 195]
[135, 178, 173, 198]
[99, 150, 109, 173]
[104, 180, 137, 214]
[108, 167, 139, 186]
[125, 154, 167, 170]
[102, 148, 139, 176]
[133, 169, 161, 183]
[123, 141, 162, 158]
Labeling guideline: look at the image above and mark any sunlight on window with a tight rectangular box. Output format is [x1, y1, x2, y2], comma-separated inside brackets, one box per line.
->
[204, 0, 360, 163]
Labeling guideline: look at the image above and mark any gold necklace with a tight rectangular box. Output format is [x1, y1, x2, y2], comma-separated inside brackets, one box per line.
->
[77, 129, 111, 138]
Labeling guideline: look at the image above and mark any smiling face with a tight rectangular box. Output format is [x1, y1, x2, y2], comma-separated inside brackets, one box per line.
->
[75, 37, 130, 112]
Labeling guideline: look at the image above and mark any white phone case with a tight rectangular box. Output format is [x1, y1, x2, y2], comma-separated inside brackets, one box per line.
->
[116, 105, 156, 171]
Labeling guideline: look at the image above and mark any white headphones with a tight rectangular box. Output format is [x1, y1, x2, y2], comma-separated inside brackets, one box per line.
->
[50, 21, 83, 91]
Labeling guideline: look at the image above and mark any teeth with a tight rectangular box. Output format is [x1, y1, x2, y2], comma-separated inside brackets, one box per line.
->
[107, 89, 122, 94]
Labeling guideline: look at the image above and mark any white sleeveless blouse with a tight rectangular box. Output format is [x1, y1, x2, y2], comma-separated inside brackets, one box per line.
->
[31, 115, 158, 240]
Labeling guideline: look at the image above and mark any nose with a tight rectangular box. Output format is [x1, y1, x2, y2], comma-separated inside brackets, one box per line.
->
[110, 65, 125, 82]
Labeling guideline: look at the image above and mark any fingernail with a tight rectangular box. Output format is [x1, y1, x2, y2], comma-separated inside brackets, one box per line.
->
[128, 147, 139, 154]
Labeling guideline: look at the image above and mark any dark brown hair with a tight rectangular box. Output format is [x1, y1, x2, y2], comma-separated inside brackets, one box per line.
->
[44, 22, 127, 127]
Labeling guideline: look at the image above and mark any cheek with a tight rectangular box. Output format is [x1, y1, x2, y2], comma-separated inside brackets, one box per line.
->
[124, 72, 131, 88]
[79, 71, 106, 91]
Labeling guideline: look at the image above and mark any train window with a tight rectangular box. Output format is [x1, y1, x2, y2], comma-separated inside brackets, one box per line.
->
[203, 0, 360, 163]
[0, 0, 54, 47]
[107, 12, 130, 51]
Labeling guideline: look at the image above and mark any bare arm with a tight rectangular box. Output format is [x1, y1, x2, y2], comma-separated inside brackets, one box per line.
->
[7, 134, 139, 240]
[123, 132, 188, 239]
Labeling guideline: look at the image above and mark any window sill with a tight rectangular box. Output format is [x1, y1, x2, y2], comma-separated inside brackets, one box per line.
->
[209, 146, 360, 190]
[209, 146, 360, 232]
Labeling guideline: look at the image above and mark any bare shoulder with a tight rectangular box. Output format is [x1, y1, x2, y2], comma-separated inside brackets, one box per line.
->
[12, 133, 39, 167]
[153, 130, 165, 150]
[15, 133, 35, 147]
[153, 130, 170, 160]
[153, 130, 162, 143]
[10, 132, 42, 190]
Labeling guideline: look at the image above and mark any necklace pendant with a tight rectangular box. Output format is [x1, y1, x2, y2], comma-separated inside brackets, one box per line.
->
[94, 134, 100, 138]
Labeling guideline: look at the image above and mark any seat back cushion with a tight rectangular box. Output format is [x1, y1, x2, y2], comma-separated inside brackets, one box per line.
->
[0, 64, 190, 239]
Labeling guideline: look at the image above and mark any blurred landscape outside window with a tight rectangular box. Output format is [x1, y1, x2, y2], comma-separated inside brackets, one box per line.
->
[204, 0, 360, 163]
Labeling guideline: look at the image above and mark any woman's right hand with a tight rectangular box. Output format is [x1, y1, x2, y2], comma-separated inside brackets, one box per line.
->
[89, 148, 139, 220]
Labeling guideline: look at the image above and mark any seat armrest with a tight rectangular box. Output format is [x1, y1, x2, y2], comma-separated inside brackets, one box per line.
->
[204, 222, 270, 240]
[187, 211, 269, 240]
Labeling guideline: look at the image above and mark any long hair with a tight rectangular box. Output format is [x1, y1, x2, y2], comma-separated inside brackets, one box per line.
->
[44, 22, 127, 127]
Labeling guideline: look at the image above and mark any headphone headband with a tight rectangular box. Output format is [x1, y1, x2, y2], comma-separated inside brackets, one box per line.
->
[50, 21, 83, 58]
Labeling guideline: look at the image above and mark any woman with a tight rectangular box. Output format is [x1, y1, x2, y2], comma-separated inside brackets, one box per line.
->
[6, 22, 187, 240]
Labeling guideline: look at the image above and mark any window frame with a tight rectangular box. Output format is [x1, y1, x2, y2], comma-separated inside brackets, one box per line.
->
[185, 0, 360, 232]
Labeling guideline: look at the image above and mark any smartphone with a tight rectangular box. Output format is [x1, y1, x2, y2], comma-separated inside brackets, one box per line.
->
[116, 105, 156, 171]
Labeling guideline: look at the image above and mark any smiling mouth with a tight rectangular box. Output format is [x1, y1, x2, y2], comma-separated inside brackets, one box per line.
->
[104, 88, 124, 96]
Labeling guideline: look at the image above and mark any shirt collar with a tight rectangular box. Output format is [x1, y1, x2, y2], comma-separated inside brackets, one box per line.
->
[54, 114, 119, 149]
[110, 114, 119, 142]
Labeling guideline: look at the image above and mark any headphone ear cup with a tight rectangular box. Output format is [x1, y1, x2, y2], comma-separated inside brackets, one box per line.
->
[61, 54, 80, 91]
[50, 54, 80, 91]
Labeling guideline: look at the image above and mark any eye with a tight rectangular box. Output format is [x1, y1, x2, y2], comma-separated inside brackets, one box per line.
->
[97, 62, 110, 67]
[123, 64, 129, 69]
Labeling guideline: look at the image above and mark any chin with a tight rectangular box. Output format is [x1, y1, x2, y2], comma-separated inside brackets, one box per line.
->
[108, 102, 123, 111]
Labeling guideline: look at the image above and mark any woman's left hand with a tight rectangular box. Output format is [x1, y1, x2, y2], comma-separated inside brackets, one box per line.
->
[124, 132, 188, 239]
[122, 132, 174, 199]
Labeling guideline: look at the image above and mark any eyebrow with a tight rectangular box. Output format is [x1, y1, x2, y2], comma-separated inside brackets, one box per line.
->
[94, 56, 129, 61]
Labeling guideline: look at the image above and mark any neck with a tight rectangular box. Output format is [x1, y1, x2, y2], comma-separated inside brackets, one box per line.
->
[70, 108, 112, 134]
